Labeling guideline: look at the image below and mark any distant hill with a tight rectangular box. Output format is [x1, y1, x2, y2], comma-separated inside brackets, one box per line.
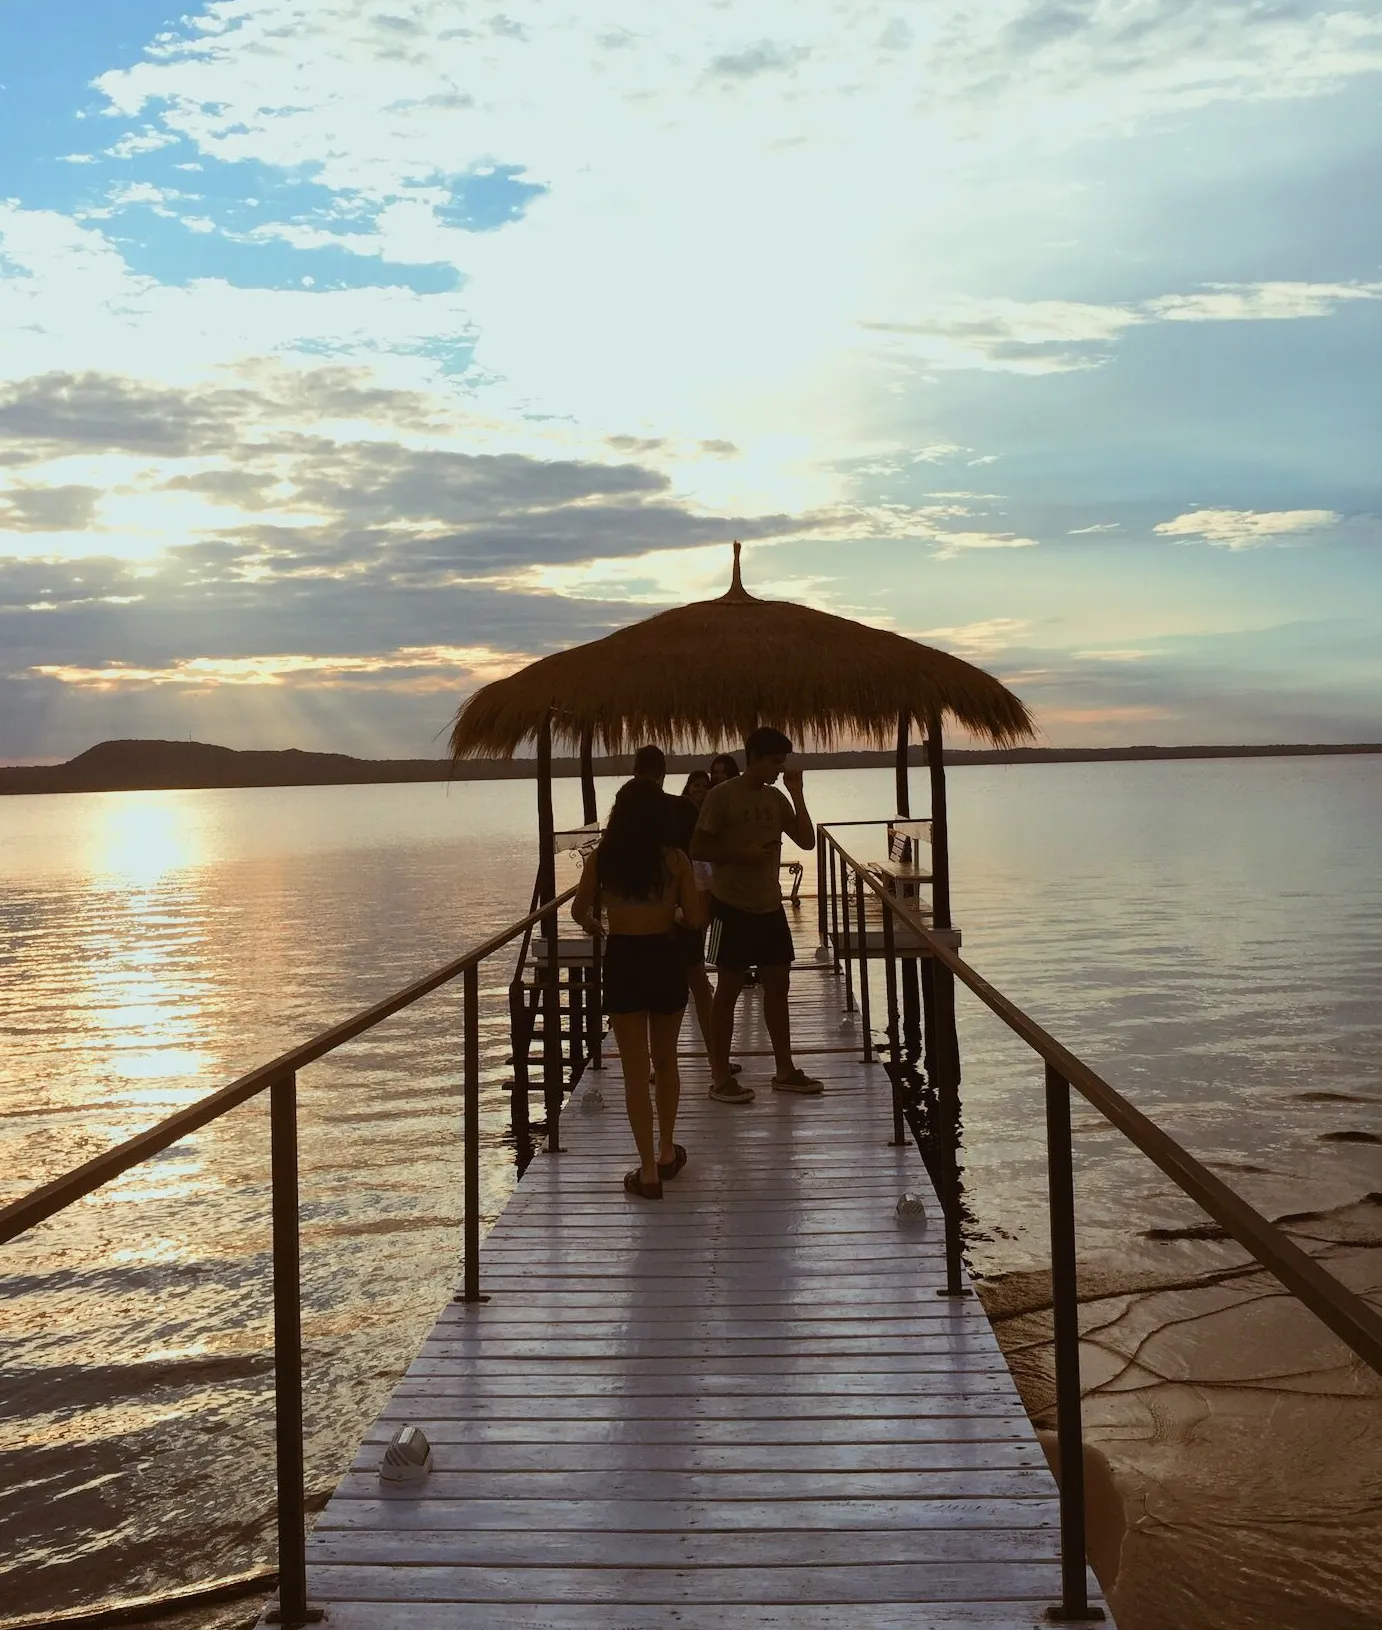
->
[1, 737, 1380, 797]
[0, 739, 454, 795]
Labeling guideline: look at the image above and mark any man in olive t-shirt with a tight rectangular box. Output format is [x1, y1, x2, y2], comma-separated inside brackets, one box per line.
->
[692, 726, 823, 1102]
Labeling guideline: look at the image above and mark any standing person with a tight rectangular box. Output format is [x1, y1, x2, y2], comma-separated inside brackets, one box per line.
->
[709, 752, 740, 786]
[674, 771, 721, 1067]
[633, 743, 694, 846]
[572, 778, 707, 1198]
[692, 727, 823, 1102]
[631, 754, 737, 1077]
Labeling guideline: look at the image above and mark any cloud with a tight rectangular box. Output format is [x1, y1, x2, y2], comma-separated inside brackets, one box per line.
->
[944, 0, 1382, 119]
[0, 357, 1050, 579]
[929, 529, 1041, 558]
[707, 41, 813, 79]
[864, 281, 1382, 374]
[1148, 282, 1382, 322]
[30, 644, 528, 693]
[1153, 507, 1341, 548]
[0, 484, 103, 533]
[60, 0, 1380, 514]
[0, 366, 445, 461]
[2, 0, 1379, 762]
[107, 129, 178, 159]
[1069, 522, 1120, 534]
[916, 617, 1033, 655]
[863, 297, 1140, 374]
[1036, 704, 1175, 727]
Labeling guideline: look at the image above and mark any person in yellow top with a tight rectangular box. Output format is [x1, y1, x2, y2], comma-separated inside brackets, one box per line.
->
[691, 726, 823, 1102]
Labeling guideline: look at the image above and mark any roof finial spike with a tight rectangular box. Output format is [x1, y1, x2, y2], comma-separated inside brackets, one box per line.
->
[721, 539, 751, 601]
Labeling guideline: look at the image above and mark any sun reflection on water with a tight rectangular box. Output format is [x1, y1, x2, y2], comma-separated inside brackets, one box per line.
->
[86, 794, 204, 885]
[69, 795, 222, 1109]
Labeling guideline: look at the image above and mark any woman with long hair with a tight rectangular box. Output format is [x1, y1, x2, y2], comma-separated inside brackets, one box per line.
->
[572, 777, 707, 1199]
[708, 752, 740, 786]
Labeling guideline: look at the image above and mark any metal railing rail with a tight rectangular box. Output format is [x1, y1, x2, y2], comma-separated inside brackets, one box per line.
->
[819, 826, 1382, 1623]
[0, 885, 582, 1629]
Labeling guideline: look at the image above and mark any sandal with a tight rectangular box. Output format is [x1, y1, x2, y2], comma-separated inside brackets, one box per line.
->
[657, 1144, 688, 1181]
[623, 1168, 663, 1200]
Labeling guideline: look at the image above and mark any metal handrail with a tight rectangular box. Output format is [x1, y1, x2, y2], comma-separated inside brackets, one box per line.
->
[820, 826, 1382, 1622]
[0, 883, 582, 1629]
[0, 887, 577, 1247]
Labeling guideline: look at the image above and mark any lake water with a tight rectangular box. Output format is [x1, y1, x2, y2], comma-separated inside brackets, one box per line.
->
[2, 759, 1380, 1629]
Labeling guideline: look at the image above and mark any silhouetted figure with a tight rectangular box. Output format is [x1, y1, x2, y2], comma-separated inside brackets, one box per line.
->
[693, 727, 821, 1101]
[572, 778, 707, 1198]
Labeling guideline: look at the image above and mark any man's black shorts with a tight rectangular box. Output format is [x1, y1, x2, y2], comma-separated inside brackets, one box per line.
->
[706, 897, 795, 972]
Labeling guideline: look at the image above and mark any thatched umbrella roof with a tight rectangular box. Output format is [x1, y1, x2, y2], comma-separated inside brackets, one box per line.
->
[449, 543, 1034, 758]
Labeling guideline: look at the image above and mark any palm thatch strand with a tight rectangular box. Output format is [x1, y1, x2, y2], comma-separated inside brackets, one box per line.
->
[449, 544, 1034, 759]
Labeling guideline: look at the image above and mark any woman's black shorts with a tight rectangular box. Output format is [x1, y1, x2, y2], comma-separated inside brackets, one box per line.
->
[672, 921, 706, 968]
[705, 898, 795, 972]
[602, 933, 689, 1016]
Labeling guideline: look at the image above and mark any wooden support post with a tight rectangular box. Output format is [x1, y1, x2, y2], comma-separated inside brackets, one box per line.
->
[926, 714, 965, 1295]
[925, 714, 951, 932]
[898, 709, 922, 1058]
[901, 963, 923, 1064]
[536, 712, 557, 907]
[895, 711, 910, 820]
[579, 723, 597, 827]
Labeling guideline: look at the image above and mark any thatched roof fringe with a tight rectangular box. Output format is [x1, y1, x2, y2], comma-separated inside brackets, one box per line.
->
[450, 584, 1034, 760]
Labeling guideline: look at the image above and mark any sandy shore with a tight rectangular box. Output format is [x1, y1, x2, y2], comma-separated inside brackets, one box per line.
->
[981, 1193, 1382, 1629]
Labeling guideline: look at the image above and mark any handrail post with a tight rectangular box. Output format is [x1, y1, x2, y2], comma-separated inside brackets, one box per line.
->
[853, 868, 872, 1061]
[590, 924, 603, 1070]
[839, 858, 855, 1012]
[827, 840, 841, 973]
[268, 1073, 321, 1626]
[880, 898, 904, 1145]
[816, 827, 828, 951]
[459, 965, 487, 1304]
[542, 900, 564, 1153]
[1045, 1063, 1103, 1622]
[564, 959, 579, 1079]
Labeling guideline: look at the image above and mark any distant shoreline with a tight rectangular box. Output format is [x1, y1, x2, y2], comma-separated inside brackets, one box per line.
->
[2, 738, 1380, 797]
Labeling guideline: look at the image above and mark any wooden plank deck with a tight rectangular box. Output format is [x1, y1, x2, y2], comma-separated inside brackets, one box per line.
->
[302, 917, 1106, 1628]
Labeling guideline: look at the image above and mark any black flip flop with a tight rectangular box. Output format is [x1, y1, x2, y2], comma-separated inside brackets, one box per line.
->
[623, 1168, 663, 1200]
[657, 1144, 688, 1181]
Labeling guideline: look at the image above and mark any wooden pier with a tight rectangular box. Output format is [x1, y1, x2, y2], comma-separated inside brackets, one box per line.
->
[302, 934, 1105, 1628]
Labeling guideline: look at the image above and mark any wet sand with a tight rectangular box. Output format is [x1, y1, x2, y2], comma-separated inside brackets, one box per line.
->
[980, 1193, 1382, 1629]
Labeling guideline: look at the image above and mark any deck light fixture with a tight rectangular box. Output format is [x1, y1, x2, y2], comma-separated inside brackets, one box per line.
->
[379, 1424, 433, 1484]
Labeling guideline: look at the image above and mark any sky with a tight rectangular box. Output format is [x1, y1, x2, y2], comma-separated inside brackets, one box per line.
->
[1, 0, 1380, 761]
